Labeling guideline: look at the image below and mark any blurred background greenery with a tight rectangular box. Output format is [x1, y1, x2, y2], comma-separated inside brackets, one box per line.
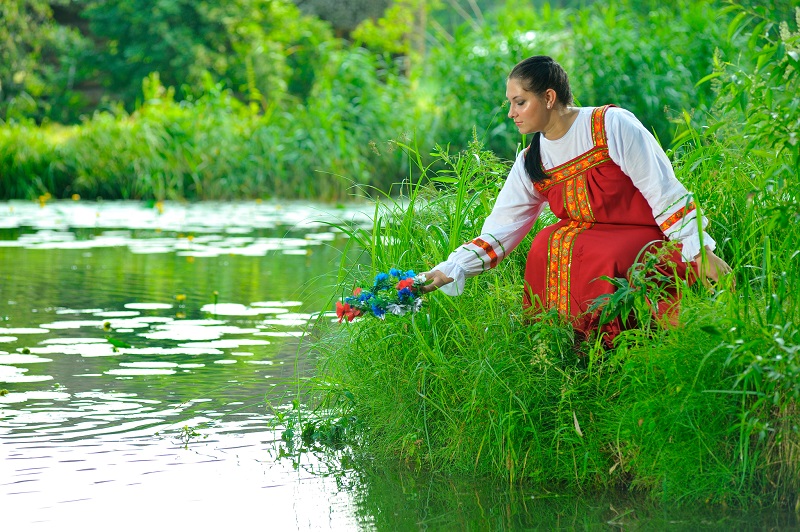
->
[0, 0, 797, 200]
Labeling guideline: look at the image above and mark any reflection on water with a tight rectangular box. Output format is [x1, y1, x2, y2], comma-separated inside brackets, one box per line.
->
[0, 200, 370, 529]
[4, 430, 361, 530]
[1, 200, 797, 530]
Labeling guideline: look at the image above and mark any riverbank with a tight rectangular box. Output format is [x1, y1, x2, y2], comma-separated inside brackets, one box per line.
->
[288, 91, 799, 505]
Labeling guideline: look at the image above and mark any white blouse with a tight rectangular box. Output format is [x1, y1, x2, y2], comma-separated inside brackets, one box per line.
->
[432, 106, 715, 296]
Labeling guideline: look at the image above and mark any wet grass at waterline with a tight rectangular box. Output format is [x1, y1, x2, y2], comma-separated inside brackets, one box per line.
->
[281, 119, 800, 506]
[285, 11, 800, 504]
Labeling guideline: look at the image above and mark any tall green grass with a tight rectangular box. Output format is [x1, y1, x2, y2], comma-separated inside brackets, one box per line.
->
[286, 5, 800, 505]
[0, 65, 417, 201]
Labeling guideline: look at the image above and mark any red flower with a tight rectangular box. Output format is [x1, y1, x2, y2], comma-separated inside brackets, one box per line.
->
[335, 301, 361, 323]
[396, 278, 414, 291]
[336, 301, 348, 322]
[353, 287, 362, 296]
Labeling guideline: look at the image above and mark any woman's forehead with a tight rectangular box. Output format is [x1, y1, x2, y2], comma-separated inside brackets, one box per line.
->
[506, 78, 532, 99]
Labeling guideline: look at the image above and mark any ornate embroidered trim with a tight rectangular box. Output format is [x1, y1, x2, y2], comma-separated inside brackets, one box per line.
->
[657, 193, 691, 219]
[565, 175, 595, 222]
[535, 147, 611, 192]
[659, 201, 696, 233]
[546, 221, 593, 314]
[591, 105, 612, 147]
[534, 105, 615, 193]
[471, 237, 499, 269]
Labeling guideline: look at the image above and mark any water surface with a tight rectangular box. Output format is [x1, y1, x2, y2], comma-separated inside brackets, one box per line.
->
[1, 200, 795, 530]
[0, 200, 369, 529]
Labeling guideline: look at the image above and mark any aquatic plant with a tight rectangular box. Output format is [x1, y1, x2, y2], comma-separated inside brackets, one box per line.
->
[177, 424, 207, 450]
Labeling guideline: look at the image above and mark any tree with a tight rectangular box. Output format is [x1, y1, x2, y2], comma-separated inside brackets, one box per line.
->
[82, 0, 333, 108]
[293, 0, 392, 35]
[0, 0, 90, 122]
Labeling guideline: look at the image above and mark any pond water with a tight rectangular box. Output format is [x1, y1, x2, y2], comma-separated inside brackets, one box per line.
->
[1, 200, 796, 530]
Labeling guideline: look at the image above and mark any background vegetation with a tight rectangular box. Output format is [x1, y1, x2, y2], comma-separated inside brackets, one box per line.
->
[3, 0, 799, 506]
[0, 0, 762, 200]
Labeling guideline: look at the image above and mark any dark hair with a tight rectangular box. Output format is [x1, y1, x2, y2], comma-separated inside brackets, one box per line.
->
[508, 56, 573, 183]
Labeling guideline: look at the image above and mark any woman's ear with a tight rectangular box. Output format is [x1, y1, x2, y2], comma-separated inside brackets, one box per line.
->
[544, 88, 557, 109]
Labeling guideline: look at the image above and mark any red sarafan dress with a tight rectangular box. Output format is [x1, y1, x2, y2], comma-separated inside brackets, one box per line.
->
[522, 105, 696, 337]
[432, 105, 715, 339]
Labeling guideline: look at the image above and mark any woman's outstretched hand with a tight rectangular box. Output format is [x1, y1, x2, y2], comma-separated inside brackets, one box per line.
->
[420, 270, 454, 294]
[694, 246, 734, 287]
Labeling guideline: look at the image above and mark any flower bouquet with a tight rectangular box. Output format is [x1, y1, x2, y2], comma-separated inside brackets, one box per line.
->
[336, 268, 427, 322]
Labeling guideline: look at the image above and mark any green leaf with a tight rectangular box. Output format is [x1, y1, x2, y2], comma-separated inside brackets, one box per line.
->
[748, 20, 769, 50]
[694, 71, 722, 88]
[788, 49, 800, 63]
[739, 90, 749, 113]
[106, 336, 131, 348]
[727, 11, 750, 42]
[756, 45, 777, 72]
[700, 325, 722, 336]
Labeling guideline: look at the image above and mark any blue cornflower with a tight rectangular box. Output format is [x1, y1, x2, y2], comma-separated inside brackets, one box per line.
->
[375, 273, 389, 284]
[397, 287, 413, 301]
[358, 291, 374, 303]
[389, 268, 401, 277]
[371, 304, 386, 318]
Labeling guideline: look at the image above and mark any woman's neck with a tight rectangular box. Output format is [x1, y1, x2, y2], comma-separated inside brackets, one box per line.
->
[542, 106, 579, 140]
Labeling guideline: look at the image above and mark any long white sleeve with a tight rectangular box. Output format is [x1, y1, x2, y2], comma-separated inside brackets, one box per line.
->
[603, 108, 715, 262]
[432, 151, 547, 296]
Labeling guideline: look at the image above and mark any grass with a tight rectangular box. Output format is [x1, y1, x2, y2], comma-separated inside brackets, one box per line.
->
[287, 130, 798, 505]
[285, 15, 800, 501]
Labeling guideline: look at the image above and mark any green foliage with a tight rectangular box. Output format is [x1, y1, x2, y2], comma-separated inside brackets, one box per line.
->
[678, 11, 800, 503]
[1, 0, 750, 200]
[350, 0, 417, 55]
[82, 0, 333, 109]
[589, 243, 687, 334]
[562, 0, 725, 144]
[0, 66, 414, 200]
[0, 0, 333, 123]
[702, 2, 800, 182]
[0, 0, 92, 123]
[287, 3, 800, 501]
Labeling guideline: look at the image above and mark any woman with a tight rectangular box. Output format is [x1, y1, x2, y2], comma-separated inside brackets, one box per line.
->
[422, 55, 731, 338]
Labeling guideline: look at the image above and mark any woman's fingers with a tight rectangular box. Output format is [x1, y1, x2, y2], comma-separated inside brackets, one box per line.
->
[696, 250, 735, 289]
[419, 270, 453, 293]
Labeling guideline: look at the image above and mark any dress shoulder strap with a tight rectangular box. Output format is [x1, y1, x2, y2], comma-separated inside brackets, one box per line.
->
[591, 104, 616, 148]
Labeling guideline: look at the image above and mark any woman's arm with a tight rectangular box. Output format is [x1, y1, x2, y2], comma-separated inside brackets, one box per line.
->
[606, 108, 716, 262]
[423, 151, 547, 295]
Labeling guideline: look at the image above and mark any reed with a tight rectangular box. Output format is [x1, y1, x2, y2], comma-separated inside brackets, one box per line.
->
[293, 6, 800, 501]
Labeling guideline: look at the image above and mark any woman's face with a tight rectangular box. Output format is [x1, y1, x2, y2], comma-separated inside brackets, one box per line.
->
[506, 78, 548, 135]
